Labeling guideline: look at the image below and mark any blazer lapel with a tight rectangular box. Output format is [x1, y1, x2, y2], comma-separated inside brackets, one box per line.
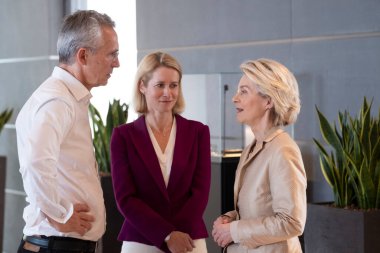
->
[233, 127, 285, 209]
[167, 115, 192, 191]
[131, 116, 168, 197]
[234, 140, 264, 209]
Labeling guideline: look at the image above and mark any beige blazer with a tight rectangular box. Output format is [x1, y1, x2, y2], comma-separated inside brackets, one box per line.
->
[225, 127, 307, 253]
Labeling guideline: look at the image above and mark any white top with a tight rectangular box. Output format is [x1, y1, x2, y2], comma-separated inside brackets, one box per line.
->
[146, 117, 176, 187]
[16, 67, 105, 241]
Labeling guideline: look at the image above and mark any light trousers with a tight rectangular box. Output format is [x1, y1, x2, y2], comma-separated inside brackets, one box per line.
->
[121, 239, 207, 253]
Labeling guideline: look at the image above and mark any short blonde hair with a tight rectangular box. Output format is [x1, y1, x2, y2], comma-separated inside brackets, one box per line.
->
[240, 58, 300, 126]
[133, 51, 185, 114]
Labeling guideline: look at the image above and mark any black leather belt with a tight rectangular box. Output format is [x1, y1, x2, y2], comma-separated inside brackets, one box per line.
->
[24, 235, 97, 252]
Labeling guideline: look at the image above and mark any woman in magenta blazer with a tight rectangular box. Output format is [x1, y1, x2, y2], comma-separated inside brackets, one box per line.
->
[111, 52, 211, 253]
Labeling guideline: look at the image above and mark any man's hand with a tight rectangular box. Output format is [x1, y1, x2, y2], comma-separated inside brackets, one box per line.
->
[47, 203, 95, 236]
[166, 231, 195, 253]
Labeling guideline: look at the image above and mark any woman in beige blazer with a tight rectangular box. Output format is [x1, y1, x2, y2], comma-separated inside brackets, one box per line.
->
[212, 58, 307, 253]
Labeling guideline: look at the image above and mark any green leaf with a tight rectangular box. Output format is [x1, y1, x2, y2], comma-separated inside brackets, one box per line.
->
[314, 97, 380, 209]
[0, 108, 13, 134]
[316, 107, 344, 168]
[89, 99, 128, 174]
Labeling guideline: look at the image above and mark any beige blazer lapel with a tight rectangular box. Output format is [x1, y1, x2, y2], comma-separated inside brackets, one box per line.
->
[233, 140, 265, 212]
[233, 127, 285, 213]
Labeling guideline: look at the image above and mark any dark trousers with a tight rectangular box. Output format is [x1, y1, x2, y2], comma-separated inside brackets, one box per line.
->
[17, 238, 96, 253]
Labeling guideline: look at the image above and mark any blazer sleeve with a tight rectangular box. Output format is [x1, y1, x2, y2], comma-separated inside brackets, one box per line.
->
[172, 124, 211, 227]
[110, 126, 175, 247]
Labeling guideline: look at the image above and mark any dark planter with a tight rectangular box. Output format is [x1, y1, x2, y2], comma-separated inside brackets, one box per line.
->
[0, 156, 5, 252]
[304, 203, 380, 253]
[98, 175, 123, 253]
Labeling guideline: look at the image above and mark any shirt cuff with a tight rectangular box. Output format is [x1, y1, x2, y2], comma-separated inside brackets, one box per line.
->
[164, 233, 171, 243]
[47, 203, 74, 224]
[61, 204, 74, 223]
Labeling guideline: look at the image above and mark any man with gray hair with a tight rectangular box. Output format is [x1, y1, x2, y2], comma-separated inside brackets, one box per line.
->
[16, 10, 119, 253]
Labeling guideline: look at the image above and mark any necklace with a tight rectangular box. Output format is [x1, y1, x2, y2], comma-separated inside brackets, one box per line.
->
[148, 120, 173, 138]
[151, 125, 171, 137]
[146, 115, 174, 138]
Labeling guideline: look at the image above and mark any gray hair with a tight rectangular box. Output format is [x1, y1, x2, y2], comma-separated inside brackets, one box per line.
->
[57, 10, 115, 64]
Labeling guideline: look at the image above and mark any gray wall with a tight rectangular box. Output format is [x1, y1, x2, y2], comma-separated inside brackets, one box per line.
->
[1, 0, 380, 252]
[135, 0, 380, 252]
[136, 0, 380, 199]
[0, 1, 65, 252]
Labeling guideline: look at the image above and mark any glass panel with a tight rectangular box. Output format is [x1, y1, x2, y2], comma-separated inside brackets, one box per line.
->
[182, 73, 243, 156]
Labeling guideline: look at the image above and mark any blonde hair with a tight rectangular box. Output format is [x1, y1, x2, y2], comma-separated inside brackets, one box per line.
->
[133, 51, 185, 114]
[240, 58, 300, 126]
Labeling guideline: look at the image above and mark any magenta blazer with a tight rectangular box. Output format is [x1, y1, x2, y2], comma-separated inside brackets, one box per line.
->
[110, 114, 211, 252]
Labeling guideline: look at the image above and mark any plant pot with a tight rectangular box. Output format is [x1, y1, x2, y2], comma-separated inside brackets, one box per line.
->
[0, 156, 6, 252]
[304, 203, 380, 253]
[98, 175, 123, 253]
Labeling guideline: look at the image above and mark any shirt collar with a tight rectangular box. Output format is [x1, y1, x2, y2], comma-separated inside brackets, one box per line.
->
[52, 66, 92, 103]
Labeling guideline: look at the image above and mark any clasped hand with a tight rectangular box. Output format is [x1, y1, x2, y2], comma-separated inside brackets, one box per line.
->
[166, 231, 195, 253]
[212, 215, 233, 247]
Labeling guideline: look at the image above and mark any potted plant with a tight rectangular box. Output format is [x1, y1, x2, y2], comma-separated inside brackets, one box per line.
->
[89, 99, 128, 253]
[0, 108, 13, 251]
[304, 97, 380, 253]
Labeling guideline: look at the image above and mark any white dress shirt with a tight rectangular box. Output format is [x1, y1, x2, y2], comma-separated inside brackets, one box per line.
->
[16, 66, 105, 241]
